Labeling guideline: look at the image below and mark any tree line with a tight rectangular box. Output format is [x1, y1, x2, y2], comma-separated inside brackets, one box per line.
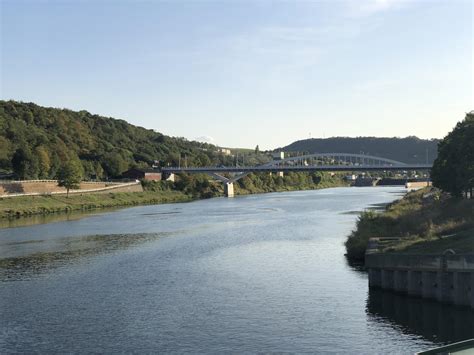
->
[0, 100, 268, 180]
[280, 136, 440, 164]
[432, 111, 473, 198]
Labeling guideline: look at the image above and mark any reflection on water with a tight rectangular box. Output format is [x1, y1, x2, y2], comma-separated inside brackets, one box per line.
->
[367, 288, 474, 344]
[0, 233, 170, 281]
[344, 255, 366, 273]
[0, 208, 122, 229]
[0, 187, 470, 353]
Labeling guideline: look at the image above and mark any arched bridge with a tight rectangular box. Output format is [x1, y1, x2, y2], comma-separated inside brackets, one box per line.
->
[263, 152, 407, 167]
[161, 152, 432, 197]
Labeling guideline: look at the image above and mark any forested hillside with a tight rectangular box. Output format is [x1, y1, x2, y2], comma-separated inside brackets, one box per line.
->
[0, 101, 243, 179]
[280, 137, 439, 164]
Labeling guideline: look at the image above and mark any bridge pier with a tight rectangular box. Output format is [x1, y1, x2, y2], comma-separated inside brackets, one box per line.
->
[224, 182, 234, 197]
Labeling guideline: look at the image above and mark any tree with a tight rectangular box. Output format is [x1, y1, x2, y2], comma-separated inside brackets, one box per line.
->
[11, 147, 39, 180]
[102, 152, 128, 178]
[255, 145, 260, 154]
[35, 146, 51, 178]
[95, 161, 104, 180]
[431, 112, 474, 197]
[58, 160, 84, 197]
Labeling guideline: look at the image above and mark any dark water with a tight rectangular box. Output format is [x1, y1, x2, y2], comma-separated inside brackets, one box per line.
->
[0, 187, 472, 353]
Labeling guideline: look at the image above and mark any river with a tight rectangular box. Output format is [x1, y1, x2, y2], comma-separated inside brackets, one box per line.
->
[1, 187, 473, 353]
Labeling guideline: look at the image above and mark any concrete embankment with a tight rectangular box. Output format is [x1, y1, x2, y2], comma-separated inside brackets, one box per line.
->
[365, 252, 474, 308]
[0, 180, 142, 198]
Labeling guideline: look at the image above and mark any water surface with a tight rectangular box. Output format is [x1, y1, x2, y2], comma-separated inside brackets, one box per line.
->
[1, 187, 472, 353]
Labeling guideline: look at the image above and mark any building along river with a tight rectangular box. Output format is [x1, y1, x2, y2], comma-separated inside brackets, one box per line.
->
[0, 187, 473, 353]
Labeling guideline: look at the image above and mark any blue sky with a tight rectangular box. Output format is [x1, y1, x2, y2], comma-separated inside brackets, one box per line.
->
[1, 0, 472, 149]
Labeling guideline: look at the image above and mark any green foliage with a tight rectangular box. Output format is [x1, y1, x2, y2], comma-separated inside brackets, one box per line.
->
[235, 172, 345, 194]
[11, 147, 39, 179]
[58, 159, 84, 196]
[344, 187, 474, 259]
[0, 100, 244, 179]
[345, 211, 394, 260]
[0, 190, 191, 219]
[431, 112, 474, 197]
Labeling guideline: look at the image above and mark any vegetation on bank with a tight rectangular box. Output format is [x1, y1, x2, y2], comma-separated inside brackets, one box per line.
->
[345, 187, 474, 259]
[431, 112, 474, 197]
[0, 100, 269, 180]
[160, 171, 346, 198]
[345, 112, 474, 260]
[0, 172, 346, 219]
[0, 189, 193, 219]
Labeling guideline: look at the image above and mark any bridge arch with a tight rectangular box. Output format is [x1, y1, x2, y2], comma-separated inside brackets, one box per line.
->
[265, 153, 407, 167]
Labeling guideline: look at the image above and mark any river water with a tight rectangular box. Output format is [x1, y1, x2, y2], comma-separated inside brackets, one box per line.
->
[0, 187, 473, 353]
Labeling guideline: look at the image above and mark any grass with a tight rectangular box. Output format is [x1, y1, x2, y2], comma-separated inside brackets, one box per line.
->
[0, 190, 192, 219]
[345, 187, 474, 259]
[0, 173, 348, 221]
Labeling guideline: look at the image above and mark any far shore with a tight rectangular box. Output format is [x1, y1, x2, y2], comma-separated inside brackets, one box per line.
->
[0, 179, 350, 224]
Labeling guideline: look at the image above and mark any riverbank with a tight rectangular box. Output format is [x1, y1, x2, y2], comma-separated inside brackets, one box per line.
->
[345, 187, 474, 260]
[0, 190, 193, 219]
[0, 172, 347, 220]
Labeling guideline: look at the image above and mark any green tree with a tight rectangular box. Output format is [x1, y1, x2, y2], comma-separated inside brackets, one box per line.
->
[95, 161, 104, 180]
[432, 112, 474, 197]
[11, 147, 39, 180]
[58, 159, 84, 197]
[102, 152, 128, 178]
[0, 136, 12, 170]
[35, 146, 51, 178]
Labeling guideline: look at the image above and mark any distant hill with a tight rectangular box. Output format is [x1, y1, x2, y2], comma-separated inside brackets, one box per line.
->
[0, 100, 233, 179]
[279, 137, 439, 164]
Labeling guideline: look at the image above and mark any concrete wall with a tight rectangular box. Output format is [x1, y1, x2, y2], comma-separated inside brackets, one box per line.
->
[405, 181, 431, 189]
[366, 253, 474, 309]
[224, 182, 234, 197]
[0, 180, 142, 197]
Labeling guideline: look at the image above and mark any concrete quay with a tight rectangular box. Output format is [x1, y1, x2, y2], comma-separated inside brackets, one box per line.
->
[365, 252, 474, 308]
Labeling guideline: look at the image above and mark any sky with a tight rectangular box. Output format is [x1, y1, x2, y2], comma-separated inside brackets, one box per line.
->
[1, 0, 472, 150]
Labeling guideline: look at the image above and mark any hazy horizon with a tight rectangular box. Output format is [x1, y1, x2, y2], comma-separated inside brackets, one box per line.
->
[1, 0, 472, 149]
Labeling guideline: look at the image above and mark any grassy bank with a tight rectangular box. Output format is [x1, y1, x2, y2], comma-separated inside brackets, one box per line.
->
[0, 190, 192, 219]
[0, 172, 347, 220]
[345, 187, 474, 260]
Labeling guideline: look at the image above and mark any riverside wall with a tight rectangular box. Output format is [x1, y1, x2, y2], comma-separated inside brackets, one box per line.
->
[0, 180, 142, 197]
[365, 252, 474, 309]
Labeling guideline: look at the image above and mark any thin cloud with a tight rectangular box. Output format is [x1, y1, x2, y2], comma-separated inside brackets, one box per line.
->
[195, 136, 214, 143]
[346, 0, 414, 17]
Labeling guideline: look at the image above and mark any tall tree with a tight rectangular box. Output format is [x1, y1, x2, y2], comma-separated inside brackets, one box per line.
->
[58, 159, 84, 197]
[35, 146, 51, 178]
[11, 147, 39, 180]
[432, 112, 474, 197]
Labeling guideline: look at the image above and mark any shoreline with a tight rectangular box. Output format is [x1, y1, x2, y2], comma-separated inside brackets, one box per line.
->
[344, 187, 474, 260]
[0, 179, 348, 223]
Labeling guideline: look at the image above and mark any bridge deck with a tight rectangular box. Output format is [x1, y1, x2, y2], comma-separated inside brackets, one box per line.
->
[162, 164, 432, 174]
